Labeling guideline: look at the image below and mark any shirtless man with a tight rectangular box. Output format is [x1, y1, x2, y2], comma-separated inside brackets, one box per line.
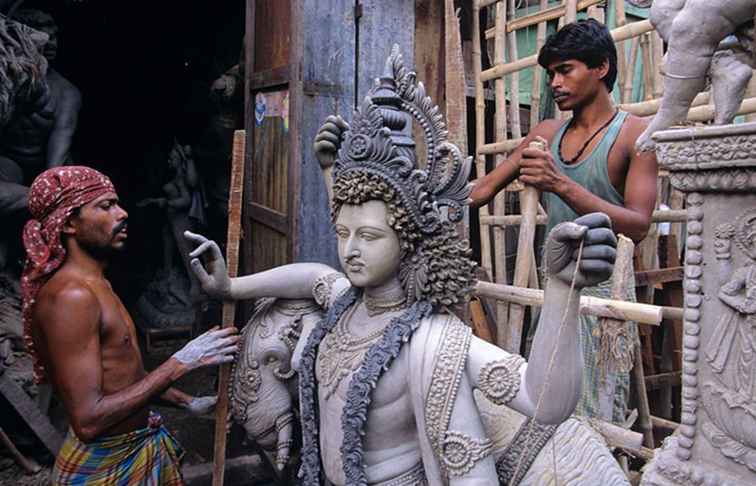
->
[470, 19, 658, 422]
[21, 166, 239, 484]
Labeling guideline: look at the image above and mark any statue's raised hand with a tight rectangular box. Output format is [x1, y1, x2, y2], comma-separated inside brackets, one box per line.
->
[545, 212, 616, 289]
[185, 231, 232, 299]
[313, 115, 349, 169]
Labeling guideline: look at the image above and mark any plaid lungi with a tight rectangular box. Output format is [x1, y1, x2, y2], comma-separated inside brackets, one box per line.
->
[52, 413, 184, 485]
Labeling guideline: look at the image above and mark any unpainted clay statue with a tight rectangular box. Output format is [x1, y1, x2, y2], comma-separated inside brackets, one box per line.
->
[191, 46, 627, 485]
[636, 0, 756, 151]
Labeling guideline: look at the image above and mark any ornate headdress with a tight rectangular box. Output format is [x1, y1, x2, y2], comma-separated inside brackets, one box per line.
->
[331, 45, 475, 307]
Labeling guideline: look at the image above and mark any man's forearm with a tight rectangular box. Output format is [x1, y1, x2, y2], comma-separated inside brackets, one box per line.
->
[75, 358, 188, 441]
[469, 160, 519, 209]
[523, 277, 582, 424]
[555, 179, 650, 242]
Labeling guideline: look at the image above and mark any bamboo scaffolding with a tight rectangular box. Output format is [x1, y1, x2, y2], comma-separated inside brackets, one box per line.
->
[614, 0, 628, 103]
[474, 281, 682, 326]
[564, 0, 577, 24]
[481, 209, 688, 227]
[651, 31, 664, 99]
[481, 20, 654, 81]
[493, 1, 510, 347]
[473, 0, 493, 282]
[530, 0, 549, 129]
[640, 33, 655, 101]
[484, 0, 604, 39]
[507, 0, 522, 139]
[624, 36, 640, 104]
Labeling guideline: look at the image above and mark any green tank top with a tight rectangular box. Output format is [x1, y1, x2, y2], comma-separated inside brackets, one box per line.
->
[544, 111, 628, 236]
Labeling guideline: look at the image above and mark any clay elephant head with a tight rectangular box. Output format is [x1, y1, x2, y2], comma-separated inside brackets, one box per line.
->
[230, 298, 323, 471]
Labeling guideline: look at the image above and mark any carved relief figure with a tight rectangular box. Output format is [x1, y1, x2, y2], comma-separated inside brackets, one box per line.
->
[190, 46, 627, 485]
[637, 0, 756, 151]
[703, 211, 756, 470]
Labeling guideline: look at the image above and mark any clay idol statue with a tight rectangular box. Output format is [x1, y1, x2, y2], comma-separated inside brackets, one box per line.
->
[187, 46, 628, 485]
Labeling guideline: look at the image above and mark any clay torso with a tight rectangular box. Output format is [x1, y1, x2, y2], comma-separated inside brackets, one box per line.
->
[0, 84, 55, 177]
[316, 302, 421, 485]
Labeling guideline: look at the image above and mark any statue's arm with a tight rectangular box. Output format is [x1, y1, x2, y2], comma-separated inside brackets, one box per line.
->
[47, 80, 81, 167]
[185, 230, 339, 301]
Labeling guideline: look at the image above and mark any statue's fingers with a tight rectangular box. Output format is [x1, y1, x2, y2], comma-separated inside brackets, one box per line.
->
[184, 230, 208, 246]
[319, 121, 341, 135]
[334, 115, 349, 131]
[549, 221, 587, 244]
[573, 212, 612, 231]
[190, 258, 214, 287]
[188, 240, 216, 259]
[578, 258, 613, 276]
[583, 227, 617, 247]
[316, 130, 340, 145]
[573, 244, 616, 263]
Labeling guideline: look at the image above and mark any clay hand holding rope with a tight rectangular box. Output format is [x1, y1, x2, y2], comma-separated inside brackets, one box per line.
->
[313, 115, 349, 169]
[171, 326, 240, 371]
[185, 231, 232, 299]
[545, 212, 616, 289]
[184, 396, 217, 416]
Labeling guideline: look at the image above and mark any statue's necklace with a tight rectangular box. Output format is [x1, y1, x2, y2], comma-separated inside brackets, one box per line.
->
[558, 109, 618, 165]
[362, 292, 407, 317]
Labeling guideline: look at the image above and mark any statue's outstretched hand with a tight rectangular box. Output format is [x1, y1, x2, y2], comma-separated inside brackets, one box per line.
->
[172, 326, 240, 371]
[313, 115, 349, 169]
[185, 395, 217, 416]
[545, 212, 616, 289]
[185, 231, 232, 298]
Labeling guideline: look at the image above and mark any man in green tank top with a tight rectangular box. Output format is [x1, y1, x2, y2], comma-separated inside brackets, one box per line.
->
[471, 19, 658, 423]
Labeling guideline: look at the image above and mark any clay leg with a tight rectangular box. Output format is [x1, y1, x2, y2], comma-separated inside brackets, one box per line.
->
[169, 214, 203, 303]
[637, 0, 747, 151]
[0, 157, 28, 270]
[711, 49, 753, 125]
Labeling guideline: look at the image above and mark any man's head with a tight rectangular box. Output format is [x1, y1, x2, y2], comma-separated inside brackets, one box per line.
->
[63, 192, 129, 259]
[13, 9, 58, 61]
[538, 19, 618, 110]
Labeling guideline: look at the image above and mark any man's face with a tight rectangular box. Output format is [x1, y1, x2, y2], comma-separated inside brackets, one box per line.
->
[68, 192, 129, 257]
[334, 200, 402, 289]
[546, 59, 608, 111]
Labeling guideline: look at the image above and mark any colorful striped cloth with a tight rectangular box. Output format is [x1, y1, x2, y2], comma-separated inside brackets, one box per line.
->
[52, 413, 184, 485]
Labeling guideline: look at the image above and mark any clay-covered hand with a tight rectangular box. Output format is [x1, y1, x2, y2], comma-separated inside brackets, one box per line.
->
[185, 231, 231, 299]
[545, 212, 616, 289]
[184, 395, 217, 416]
[171, 326, 240, 371]
[313, 115, 349, 169]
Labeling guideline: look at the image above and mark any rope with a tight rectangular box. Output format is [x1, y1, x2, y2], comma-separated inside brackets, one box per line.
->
[508, 238, 585, 486]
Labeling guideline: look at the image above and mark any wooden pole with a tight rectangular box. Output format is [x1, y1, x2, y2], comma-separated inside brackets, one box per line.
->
[530, 0, 549, 129]
[564, 0, 577, 24]
[212, 129, 246, 486]
[640, 33, 655, 101]
[474, 281, 670, 326]
[473, 0, 494, 283]
[507, 0, 522, 139]
[493, 2, 510, 340]
[614, 0, 628, 103]
[505, 139, 544, 352]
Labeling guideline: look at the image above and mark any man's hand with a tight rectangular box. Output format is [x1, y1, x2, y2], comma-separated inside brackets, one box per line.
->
[545, 212, 616, 289]
[171, 326, 240, 371]
[518, 144, 565, 193]
[313, 115, 349, 169]
[184, 395, 218, 416]
[185, 231, 232, 299]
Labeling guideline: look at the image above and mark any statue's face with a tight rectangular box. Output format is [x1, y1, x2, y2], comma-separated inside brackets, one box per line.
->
[334, 200, 401, 289]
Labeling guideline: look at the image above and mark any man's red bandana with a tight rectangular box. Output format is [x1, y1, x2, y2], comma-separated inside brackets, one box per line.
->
[21, 166, 116, 383]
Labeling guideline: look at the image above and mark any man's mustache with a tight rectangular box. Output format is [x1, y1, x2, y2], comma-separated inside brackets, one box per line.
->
[112, 221, 128, 236]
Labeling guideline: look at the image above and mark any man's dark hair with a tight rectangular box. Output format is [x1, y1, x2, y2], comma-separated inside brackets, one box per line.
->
[537, 18, 618, 92]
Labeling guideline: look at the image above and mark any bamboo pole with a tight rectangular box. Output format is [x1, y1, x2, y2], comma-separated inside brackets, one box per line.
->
[651, 31, 664, 99]
[493, 2, 510, 345]
[624, 36, 640, 104]
[687, 96, 756, 122]
[640, 33, 655, 101]
[530, 0, 549, 130]
[473, 0, 494, 282]
[507, 0, 522, 139]
[505, 139, 544, 352]
[474, 281, 671, 326]
[564, 0, 577, 24]
[212, 130, 246, 486]
[484, 0, 604, 38]
[614, 0, 628, 103]
[481, 20, 654, 81]
[480, 209, 688, 227]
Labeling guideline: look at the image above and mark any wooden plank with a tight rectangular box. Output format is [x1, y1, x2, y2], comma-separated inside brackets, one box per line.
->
[253, 0, 292, 72]
[249, 203, 288, 234]
[470, 298, 495, 344]
[212, 129, 246, 486]
[248, 65, 292, 90]
[481, 20, 654, 81]
[0, 371, 62, 456]
[475, 281, 666, 326]
[444, 0, 467, 155]
[645, 371, 682, 390]
[634, 267, 684, 287]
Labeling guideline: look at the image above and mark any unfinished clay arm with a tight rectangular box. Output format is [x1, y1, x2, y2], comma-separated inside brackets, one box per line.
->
[185, 230, 337, 301]
[468, 213, 615, 424]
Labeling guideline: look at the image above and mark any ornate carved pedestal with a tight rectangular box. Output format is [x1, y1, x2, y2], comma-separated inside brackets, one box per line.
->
[642, 123, 756, 486]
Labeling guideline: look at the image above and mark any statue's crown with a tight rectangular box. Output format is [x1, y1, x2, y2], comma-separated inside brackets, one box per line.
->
[333, 45, 472, 234]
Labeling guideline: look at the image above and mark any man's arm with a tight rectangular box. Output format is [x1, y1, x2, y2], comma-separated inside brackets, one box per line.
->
[468, 120, 563, 209]
[518, 117, 658, 243]
[36, 284, 237, 442]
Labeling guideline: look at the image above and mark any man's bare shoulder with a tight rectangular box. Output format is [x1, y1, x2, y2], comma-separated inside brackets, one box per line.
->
[35, 273, 101, 333]
[619, 112, 651, 142]
[530, 119, 564, 142]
